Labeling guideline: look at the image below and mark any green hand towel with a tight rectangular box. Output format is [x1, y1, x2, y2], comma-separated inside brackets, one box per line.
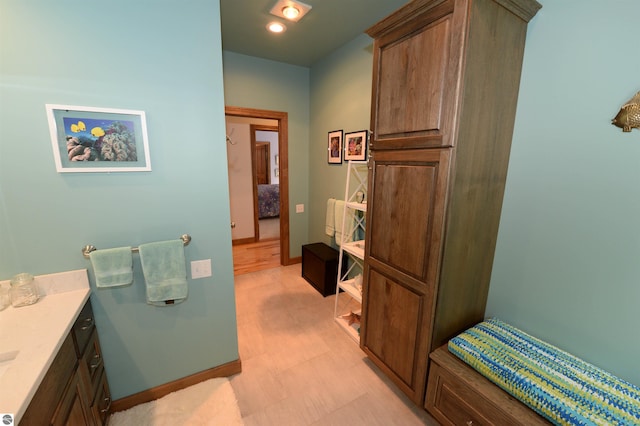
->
[138, 239, 188, 305]
[89, 247, 133, 288]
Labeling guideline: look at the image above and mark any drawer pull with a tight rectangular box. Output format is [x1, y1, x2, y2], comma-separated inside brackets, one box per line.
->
[89, 354, 103, 371]
[100, 396, 112, 414]
[80, 317, 93, 331]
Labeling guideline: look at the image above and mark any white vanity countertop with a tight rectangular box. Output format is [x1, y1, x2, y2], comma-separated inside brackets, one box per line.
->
[0, 269, 91, 423]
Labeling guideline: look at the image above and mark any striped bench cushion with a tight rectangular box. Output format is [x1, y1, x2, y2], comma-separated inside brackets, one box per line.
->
[448, 318, 640, 425]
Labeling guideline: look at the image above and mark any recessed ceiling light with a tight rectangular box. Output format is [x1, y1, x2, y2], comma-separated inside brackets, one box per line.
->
[282, 6, 300, 20]
[267, 22, 286, 33]
[269, 0, 312, 22]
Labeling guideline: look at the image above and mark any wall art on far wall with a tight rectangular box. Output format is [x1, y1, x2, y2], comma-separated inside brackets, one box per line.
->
[344, 130, 367, 161]
[328, 129, 343, 164]
[46, 104, 151, 173]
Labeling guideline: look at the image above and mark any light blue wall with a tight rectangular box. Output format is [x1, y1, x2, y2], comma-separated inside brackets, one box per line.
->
[222, 51, 310, 258]
[487, 0, 640, 386]
[308, 34, 374, 246]
[0, 0, 238, 399]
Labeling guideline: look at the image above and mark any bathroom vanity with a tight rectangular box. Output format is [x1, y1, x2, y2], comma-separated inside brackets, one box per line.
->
[0, 269, 110, 425]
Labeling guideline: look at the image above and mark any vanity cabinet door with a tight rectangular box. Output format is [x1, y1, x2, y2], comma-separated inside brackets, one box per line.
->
[51, 369, 92, 426]
[21, 299, 111, 426]
[19, 334, 77, 425]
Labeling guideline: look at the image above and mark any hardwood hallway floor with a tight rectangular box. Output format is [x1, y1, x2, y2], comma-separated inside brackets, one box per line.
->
[231, 264, 437, 425]
[232, 239, 281, 275]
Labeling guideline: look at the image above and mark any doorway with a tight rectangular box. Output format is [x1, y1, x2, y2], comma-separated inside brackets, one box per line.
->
[225, 106, 291, 270]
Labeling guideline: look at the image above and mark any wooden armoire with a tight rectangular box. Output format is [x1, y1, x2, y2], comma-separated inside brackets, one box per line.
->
[360, 0, 541, 405]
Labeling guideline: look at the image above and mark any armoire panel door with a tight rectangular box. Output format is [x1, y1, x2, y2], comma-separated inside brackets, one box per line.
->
[361, 147, 450, 404]
[369, 0, 462, 150]
[363, 267, 424, 387]
[376, 17, 450, 138]
[367, 149, 449, 282]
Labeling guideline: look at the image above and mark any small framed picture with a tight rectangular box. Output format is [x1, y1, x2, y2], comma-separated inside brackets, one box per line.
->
[328, 130, 343, 164]
[344, 130, 367, 161]
[46, 104, 151, 173]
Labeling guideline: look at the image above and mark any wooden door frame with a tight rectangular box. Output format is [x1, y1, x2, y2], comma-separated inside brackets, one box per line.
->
[226, 106, 291, 266]
[250, 125, 276, 242]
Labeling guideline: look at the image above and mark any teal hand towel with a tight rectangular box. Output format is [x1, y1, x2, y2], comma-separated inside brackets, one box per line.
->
[138, 239, 188, 305]
[89, 247, 133, 288]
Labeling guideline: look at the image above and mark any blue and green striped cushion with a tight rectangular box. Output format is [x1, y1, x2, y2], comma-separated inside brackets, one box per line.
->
[448, 319, 640, 425]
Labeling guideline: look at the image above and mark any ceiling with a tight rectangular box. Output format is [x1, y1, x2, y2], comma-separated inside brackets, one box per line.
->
[220, 0, 409, 67]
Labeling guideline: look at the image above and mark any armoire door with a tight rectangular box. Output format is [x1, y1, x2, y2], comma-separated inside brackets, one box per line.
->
[361, 148, 450, 404]
[369, 0, 461, 150]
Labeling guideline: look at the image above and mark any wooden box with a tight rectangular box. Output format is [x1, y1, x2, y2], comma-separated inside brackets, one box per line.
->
[302, 243, 344, 297]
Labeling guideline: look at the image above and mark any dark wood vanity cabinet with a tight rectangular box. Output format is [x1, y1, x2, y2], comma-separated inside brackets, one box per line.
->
[21, 299, 111, 425]
[360, 0, 541, 406]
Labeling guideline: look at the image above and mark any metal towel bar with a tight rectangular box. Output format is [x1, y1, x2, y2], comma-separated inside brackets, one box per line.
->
[82, 234, 191, 259]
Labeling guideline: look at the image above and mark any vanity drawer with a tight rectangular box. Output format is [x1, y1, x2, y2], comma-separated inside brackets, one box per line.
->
[72, 300, 95, 356]
[91, 370, 112, 426]
[79, 328, 105, 401]
[425, 346, 549, 426]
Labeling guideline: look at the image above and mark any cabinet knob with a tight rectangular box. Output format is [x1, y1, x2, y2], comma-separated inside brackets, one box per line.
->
[79, 317, 93, 331]
[466, 421, 474, 426]
[90, 353, 103, 371]
[100, 396, 112, 414]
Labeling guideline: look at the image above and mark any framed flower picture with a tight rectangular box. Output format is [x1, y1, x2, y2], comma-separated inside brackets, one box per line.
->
[327, 129, 343, 164]
[46, 104, 151, 173]
[344, 130, 367, 161]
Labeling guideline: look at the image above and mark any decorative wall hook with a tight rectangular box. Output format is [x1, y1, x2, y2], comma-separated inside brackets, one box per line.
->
[612, 91, 640, 132]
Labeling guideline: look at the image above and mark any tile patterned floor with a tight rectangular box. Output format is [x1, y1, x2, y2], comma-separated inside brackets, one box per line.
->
[231, 264, 437, 425]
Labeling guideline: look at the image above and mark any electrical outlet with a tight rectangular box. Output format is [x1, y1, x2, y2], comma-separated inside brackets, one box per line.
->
[191, 259, 212, 279]
[296, 204, 304, 213]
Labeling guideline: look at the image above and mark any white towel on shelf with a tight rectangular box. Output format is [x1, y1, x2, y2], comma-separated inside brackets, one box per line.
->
[334, 200, 353, 246]
[325, 198, 336, 236]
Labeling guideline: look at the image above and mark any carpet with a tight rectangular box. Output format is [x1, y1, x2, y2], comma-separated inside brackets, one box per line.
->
[108, 378, 244, 426]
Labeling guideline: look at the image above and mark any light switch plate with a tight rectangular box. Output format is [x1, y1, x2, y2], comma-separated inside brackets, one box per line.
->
[191, 259, 212, 279]
[296, 204, 304, 213]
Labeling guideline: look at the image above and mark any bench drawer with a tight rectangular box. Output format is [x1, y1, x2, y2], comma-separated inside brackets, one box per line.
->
[425, 346, 549, 426]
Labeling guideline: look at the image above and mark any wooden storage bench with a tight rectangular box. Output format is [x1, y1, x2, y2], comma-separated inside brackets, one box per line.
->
[427, 317, 640, 425]
[425, 345, 549, 425]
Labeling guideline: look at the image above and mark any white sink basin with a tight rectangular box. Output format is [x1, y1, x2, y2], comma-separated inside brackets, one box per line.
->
[0, 350, 19, 380]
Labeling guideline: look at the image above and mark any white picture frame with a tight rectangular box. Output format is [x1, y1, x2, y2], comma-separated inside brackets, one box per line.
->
[46, 104, 151, 173]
